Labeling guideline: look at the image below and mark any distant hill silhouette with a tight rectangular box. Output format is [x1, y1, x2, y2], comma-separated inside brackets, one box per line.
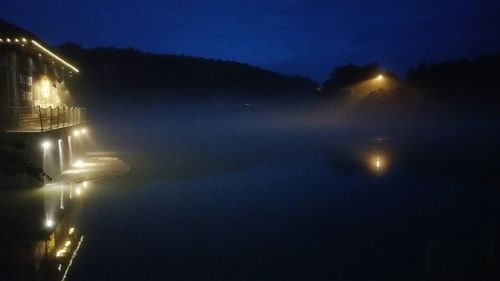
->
[320, 55, 500, 105]
[56, 43, 318, 103]
[406, 53, 500, 103]
[320, 63, 404, 103]
[2, 19, 499, 105]
[322, 63, 385, 94]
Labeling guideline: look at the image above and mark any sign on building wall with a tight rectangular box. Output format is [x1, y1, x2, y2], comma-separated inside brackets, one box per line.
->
[19, 74, 33, 102]
[21, 90, 33, 101]
[20, 74, 32, 86]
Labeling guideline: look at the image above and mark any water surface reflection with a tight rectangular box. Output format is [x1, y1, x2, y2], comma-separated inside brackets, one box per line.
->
[0, 154, 129, 281]
[3, 102, 500, 281]
[0, 181, 86, 280]
[66, 102, 500, 281]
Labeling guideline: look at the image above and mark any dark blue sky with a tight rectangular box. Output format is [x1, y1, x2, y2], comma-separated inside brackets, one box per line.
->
[1, 0, 499, 80]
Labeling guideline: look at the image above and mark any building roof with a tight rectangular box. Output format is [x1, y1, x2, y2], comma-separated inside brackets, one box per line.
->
[0, 19, 79, 73]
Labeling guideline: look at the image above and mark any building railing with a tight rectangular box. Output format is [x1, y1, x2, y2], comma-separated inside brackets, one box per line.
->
[3, 106, 87, 132]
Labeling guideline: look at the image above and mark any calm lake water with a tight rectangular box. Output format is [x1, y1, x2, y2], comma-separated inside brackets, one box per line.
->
[18, 101, 500, 280]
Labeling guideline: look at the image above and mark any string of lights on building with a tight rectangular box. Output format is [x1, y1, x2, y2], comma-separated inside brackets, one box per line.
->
[0, 36, 79, 73]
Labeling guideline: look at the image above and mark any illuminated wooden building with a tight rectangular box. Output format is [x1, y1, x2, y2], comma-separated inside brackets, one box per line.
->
[0, 20, 87, 187]
[0, 19, 85, 132]
[0, 20, 130, 280]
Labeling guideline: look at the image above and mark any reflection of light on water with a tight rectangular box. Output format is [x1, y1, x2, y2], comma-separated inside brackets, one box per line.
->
[73, 160, 84, 168]
[368, 153, 388, 174]
[62, 156, 130, 179]
[55, 241, 72, 257]
[61, 236, 84, 281]
[34, 153, 126, 278]
[56, 248, 66, 257]
[71, 160, 103, 169]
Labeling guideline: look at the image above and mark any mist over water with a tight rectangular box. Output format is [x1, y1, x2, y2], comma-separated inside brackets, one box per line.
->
[70, 97, 499, 280]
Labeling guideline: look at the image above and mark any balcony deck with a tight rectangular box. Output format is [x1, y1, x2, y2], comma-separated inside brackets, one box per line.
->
[3, 106, 87, 132]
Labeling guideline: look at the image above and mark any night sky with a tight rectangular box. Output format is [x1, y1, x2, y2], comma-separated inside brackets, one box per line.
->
[1, 0, 499, 80]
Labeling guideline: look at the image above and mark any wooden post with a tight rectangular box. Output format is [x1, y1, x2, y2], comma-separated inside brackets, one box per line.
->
[56, 107, 59, 128]
[38, 106, 43, 132]
[49, 107, 53, 129]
